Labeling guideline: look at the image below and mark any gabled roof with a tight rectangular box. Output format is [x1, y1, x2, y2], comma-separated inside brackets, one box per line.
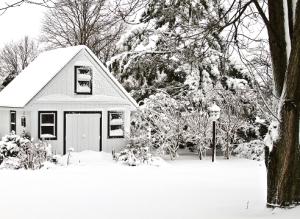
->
[83, 46, 138, 109]
[0, 45, 138, 108]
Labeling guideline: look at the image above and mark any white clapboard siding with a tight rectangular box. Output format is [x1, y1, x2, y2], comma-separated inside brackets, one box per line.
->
[0, 110, 10, 136]
[29, 50, 126, 103]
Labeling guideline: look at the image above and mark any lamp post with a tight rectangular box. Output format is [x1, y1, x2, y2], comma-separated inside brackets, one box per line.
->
[208, 103, 220, 162]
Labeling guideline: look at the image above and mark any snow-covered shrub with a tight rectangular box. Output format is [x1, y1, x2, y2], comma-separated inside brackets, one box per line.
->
[0, 157, 21, 169]
[125, 84, 264, 161]
[0, 133, 52, 169]
[113, 112, 156, 166]
[233, 140, 265, 161]
[236, 124, 260, 142]
[140, 92, 187, 159]
[182, 111, 211, 159]
[18, 139, 52, 169]
[113, 144, 154, 166]
[0, 132, 20, 158]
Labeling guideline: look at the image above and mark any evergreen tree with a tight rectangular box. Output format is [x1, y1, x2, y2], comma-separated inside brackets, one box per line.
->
[110, 0, 231, 101]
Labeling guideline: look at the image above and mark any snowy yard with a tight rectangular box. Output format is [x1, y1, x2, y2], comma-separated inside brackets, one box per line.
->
[0, 151, 299, 219]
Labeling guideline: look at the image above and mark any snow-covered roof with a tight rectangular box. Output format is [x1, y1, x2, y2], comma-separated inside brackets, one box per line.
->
[0, 45, 138, 108]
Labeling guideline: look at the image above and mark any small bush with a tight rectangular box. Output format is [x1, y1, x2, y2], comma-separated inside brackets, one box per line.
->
[0, 133, 52, 169]
[0, 133, 20, 157]
[113, 142, 154, 166]
[112, 110, 157, 166]
[233, 140, 265, 161]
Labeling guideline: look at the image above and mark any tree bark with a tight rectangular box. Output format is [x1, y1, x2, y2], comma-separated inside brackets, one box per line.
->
[266, 0, 300, 206]
[268, 0, 287, 97]
[267, 102, 300, 206]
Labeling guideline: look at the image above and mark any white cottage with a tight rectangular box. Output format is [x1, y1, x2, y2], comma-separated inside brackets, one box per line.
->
[0, 45, 138, 154]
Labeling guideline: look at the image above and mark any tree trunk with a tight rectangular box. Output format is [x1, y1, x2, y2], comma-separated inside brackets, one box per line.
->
[268, 0, 287, 97]
[266, 0, 300, 206]
[198, 147, 202, 160]
[212, 121, 216, 162]
[225, 132, 230, 159]
[267, 102, 300, 206]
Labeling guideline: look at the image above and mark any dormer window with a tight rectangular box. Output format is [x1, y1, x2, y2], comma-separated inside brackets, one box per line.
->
[74, 66, 92, 94]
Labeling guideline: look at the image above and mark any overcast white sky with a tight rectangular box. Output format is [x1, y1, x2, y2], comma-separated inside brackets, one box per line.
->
[0, 3, 45, 48]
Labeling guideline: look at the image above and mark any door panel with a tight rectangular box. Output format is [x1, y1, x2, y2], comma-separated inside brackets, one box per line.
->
[65, 113, 101, 152]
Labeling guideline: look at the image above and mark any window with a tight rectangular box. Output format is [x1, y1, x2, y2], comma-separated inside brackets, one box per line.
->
[38, 111, 57, 140]
[10, 111, 16, 133]
[74, 66, 92, 94]
[108, 111, 124, 138]
[21, 116, 26, 127]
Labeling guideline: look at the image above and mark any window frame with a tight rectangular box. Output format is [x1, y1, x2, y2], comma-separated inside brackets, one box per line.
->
[38, 111, 57, 140]
[21, 116, 26, 128]
[74, 66, 93, 95]
[108, 111, 125, 138]
[10, 110, 16, 133]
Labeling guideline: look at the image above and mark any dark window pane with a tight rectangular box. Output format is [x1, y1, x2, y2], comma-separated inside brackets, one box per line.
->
[78, 68, 90, 74]
[111, 125, 123, 130]
[10, 112, 16, 123]
[78, 81, 90, 86]
[109, 125, 124, 137]
[110, 112, 122, 120]
[10, 124, 16, 132]
[41, 126, 54, 136]
[41, 114, 54, 124]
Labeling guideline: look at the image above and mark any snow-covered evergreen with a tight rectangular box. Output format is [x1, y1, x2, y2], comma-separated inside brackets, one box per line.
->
[0, 133, 52, 169]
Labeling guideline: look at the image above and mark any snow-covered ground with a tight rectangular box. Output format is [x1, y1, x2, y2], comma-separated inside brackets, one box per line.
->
[0, 151, 299, 219]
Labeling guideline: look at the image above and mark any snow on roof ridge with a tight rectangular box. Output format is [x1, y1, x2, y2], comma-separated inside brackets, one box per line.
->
[0, 45, 84, 107]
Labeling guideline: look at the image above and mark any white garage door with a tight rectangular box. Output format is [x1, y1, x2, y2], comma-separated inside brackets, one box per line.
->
[65, 112, 101, 152]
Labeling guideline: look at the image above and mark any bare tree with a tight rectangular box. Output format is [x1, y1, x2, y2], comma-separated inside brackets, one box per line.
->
[41, 0, 124, 63]
[0, 36, 39, 89]
[0, 0, 52, 85]
[0, 0, 54, 15]
[219, 0, 300, 207]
